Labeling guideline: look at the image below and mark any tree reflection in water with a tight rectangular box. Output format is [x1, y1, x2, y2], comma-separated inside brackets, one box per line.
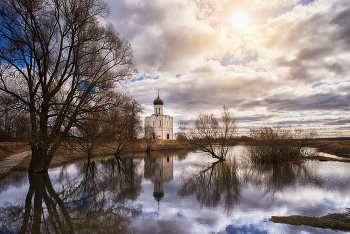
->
[178, 158, 241, 213]
[0, 157, 142, 233]
[178, 153, 321, 213]
[244, 161, 321, 197]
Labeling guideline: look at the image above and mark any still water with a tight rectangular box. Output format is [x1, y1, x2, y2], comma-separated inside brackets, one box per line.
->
[0, 146, 349, 233]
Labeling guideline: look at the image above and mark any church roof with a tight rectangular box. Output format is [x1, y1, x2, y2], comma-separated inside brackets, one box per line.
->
[153, 94, 164, 105]
[153, 192, 164, 202]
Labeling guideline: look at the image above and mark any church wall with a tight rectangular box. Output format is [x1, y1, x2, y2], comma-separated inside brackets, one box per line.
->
[145, 115, 173, 140]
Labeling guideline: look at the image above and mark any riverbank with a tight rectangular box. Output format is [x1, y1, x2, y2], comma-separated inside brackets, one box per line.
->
[271, 209, 350, 232]
[236, 138, 350, 159]
[307, 138, 350, 158]
[0, 139, 195, 180]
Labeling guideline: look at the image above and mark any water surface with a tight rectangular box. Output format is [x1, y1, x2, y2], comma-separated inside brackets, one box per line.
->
[0, 146, 349, 233]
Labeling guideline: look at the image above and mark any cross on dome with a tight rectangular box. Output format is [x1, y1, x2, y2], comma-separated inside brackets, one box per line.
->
[153, 89, 164, 105]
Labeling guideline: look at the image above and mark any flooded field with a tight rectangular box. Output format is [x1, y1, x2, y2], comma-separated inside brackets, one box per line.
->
[0, 146, 349, 233]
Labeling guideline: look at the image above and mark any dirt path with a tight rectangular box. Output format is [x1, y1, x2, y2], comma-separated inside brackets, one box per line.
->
[0, 151, 31, 173]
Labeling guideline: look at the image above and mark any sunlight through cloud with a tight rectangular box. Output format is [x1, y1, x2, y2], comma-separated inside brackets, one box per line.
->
[233, 13, 248, 28]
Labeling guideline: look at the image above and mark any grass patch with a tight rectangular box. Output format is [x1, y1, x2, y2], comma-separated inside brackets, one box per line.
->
[308, 139, 350, 158]
[270, 209, 350, 232]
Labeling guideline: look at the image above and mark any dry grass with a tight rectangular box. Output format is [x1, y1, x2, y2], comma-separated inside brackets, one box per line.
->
[270, 209, 350, 232]
[308, 139, 350, 158]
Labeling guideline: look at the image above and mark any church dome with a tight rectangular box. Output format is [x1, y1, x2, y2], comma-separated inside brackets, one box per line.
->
[153, 95, 164, 105]
[153, 192, 164, 202]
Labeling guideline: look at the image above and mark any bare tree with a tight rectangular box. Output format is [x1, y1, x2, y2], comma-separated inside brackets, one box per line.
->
[144, 125, 156, 153]
[0, 0, 137, 172]
[0, 94, 17, 141]
[14, 113, 30, 141]
[72, 92, 142, 159]
[0, 94, 29, 142]
[104, 94, 142, 156]
[75, 110, 104, 159]
[180, 105, 237, 160]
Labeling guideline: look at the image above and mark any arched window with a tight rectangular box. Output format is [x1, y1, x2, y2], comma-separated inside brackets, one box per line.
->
[160, 120, 161, 126]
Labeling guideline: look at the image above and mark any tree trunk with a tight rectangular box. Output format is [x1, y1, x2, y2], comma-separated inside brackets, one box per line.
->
[31, 173, 44, 233]
[29, 145, 55, 172]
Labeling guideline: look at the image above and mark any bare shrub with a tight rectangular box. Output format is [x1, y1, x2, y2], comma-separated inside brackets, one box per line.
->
[144, 125, 156, 153]
[246, 126, 317, 163]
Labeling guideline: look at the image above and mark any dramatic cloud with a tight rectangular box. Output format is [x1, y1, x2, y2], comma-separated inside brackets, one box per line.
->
[107, 0, 350, 137]
[108, 0, 242, 74]
[245, 0, 300, 10]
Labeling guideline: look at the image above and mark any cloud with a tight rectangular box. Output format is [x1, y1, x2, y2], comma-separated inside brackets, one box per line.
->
[325, 119, 350, 125]
[107, 0, 350, 137]
[244, 0, 350, 84]
[263, 92, 350, 112]
[108, 0, 242, 75]
[244, 0, 301, 10]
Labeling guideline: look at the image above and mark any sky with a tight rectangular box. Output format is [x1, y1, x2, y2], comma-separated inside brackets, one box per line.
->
[106, 0, 350, 137]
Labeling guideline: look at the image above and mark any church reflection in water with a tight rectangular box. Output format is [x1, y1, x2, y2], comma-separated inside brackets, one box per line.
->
[144, 154, 174, 208]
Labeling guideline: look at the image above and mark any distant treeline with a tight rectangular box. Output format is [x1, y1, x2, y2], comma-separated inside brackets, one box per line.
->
[309, 137, 350, 141]
[0, 97, 30, 142]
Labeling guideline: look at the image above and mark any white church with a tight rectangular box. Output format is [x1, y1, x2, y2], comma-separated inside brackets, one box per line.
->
[145, 90, 173, 140]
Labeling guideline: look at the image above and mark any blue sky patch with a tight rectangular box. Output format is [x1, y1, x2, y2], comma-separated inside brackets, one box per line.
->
[312, 82, 327, 89]
[224, 224, 268, 234]
[130, 74, 159, 83]
[300, 0, 316, 6]
[317, 112, 331, 116]
[323, 198, 336, 207]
